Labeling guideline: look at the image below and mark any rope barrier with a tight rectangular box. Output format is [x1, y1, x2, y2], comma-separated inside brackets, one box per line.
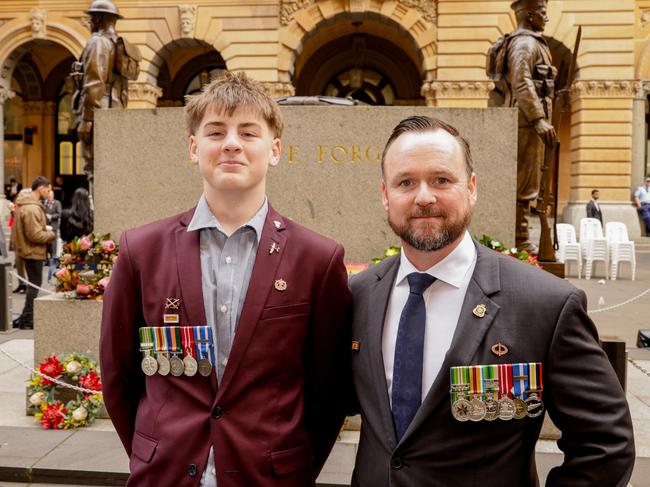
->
[0, 345, 103, 395]
[587, 286, 650, 314]
[9, 270, 56, 295]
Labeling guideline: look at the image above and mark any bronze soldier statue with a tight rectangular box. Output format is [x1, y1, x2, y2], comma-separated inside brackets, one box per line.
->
[487, 0, 558, 252]
[71, 0, 140, 181]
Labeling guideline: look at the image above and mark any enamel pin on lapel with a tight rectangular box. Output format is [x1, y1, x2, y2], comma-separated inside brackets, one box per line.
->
[269, 241, 280, 254]
[491, 342, 509, 357]
[273, 220, 281, 229]
[274, 278, 287, 291]
[473, 303, 487, 318]
[164, 297, 181, 323]
[351, 341, 361, 351]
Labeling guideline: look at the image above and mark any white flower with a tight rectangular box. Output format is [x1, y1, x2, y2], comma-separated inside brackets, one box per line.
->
[510, 247, 517, 254]
[29, 391, 46, 406]
[491, 240, 500, 249]
[66, 361, 82, 374]
[72, 406, 88, 421]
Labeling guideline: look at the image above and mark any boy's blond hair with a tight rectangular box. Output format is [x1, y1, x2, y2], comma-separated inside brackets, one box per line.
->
[184, 71, 284, 138]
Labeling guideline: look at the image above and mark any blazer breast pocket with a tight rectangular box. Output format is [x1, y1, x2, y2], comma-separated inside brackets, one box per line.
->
[260, 302, 310, 321]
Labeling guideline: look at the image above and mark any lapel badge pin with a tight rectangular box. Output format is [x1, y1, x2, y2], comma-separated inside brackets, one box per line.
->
[270, 241, 280, 254]
[165, 297, 180, 310]
[351, 340, 361, 351]
[472, 303, 487, 318]
[273, 220, 281, 229]
[491, 342, 509, 357]
[164, 314, 180, 324]
[274, 278, 287, 291]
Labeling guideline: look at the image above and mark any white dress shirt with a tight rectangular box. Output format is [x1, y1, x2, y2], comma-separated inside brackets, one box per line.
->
[382, 231, 477, 404]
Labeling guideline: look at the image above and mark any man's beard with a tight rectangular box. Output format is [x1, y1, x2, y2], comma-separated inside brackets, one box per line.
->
[388, 205, 472, 252]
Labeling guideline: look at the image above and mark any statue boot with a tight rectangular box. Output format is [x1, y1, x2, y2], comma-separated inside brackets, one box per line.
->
[516, 201, 538, 254]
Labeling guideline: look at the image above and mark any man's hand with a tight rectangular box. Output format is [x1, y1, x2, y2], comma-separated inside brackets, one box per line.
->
[533, 118, 558, 148]
[77, 121, 93, 144]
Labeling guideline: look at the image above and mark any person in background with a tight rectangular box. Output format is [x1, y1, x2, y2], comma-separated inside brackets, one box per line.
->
[60, 187, 93, 243]
[45, 189, 63, 280]
[7, 177, 22, 202]
[10, 188, 32, 295]
[11, 177, 55, 330]
[634, 176, 650, 236]
[586, 188, 602, 225]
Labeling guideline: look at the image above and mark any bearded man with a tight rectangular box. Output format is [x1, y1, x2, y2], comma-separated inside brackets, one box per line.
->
[347, 115, 634, 487]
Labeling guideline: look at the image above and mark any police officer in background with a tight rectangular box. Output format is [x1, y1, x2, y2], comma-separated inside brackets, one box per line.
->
[71, 0, 140, 181]
[488, 0, 558, 252]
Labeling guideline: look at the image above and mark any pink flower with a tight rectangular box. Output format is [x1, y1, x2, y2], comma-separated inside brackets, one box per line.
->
[76, 283, 91, 295]
[98, 277, 110, 288]
[55, 267, 70, 281]
[78, 236, 92, 251]
[61, 253, 73, 263]
[101, 240, 115, 253]
[111, 254, 119, 263]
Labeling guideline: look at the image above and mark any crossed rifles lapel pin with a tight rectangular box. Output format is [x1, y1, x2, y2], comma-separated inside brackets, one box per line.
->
[164, 297, 181, 324]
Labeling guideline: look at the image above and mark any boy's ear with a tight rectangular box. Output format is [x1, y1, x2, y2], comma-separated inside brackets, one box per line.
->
[188, 135, 198, 163]
[269, 138, 281, 167]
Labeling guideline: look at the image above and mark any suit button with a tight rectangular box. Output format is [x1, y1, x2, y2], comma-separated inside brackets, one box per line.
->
[188, 463, 197, 476]
[212, 406, 224, 419]
[391, 457, 403, 469]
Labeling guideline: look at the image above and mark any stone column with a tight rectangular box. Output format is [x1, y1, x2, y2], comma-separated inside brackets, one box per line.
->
[420, 81, 494, 108]
[261, 82, 295, 99]
[127, 82, 163, 109]
[562, 80, 640, 237]
[0, 87, 16, 194]
[631, 82, 649, 190]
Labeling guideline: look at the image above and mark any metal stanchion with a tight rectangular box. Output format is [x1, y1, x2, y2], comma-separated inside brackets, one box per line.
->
[0, 261, 12, 331]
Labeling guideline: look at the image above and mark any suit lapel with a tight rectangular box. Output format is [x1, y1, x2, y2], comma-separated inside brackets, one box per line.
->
[366, 255, 400, 450]
[399, 243, 502, 444]
[215, 205, 287, 401]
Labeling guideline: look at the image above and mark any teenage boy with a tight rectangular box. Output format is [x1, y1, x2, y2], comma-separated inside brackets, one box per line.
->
[100, 72, 351, 486]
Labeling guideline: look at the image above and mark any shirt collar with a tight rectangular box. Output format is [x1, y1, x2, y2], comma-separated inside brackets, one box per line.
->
[187, 194, 268, 243]
[396, 231, 476, 289]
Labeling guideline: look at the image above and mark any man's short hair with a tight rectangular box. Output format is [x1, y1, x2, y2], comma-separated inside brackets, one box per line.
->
[380, 115, 474, 179]
[591, 189, 599, 197]
[184, 71, 283, 138]
[31, 176, 50, 191]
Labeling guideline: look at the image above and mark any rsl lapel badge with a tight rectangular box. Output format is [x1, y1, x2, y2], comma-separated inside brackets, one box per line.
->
[491, 342, 509, 357]
[273, 220, 281, 229]
[473, 304, 487, 318]
[274, 278, 287, 291]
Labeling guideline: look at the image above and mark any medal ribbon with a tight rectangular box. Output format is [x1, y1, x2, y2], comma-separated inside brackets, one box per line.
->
[497, 363, 513, 399]
[469, 365, 484, 397]
[482, 364, 499, 395]
[182, 326, 195, 358]
[165, 327, 177, 355]
[449, 366, 470, 404]
[512, 362, 529, 400]
[194, 326, 206, 362]
[138, 327, 155, 358]
[206, 326, 216, 365]
[528, 362, 543, 398]
[156, 327, 169, 356]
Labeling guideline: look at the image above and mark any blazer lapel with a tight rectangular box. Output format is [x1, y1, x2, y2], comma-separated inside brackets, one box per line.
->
[400, 243, 502, 443]
[365, 255, 400, 450]
[215, 205, 287, 401]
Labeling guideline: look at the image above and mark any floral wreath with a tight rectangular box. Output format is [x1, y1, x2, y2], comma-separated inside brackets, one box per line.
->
[27, 353, 103, 430]
[478, 234, 542, 268]
[55, 233, 119, 299]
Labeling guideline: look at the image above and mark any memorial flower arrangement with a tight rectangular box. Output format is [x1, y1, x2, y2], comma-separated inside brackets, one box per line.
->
[372, 245, 401, 263]
[478, 234, 542, 268]
[54, 233, 119, 299]
[27, 353, 103, 430]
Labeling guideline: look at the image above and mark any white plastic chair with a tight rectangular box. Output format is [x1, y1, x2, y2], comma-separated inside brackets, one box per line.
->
[579, 218, 608, 280]
[605, 222, 636, 280]
[555, 223, 581, 278]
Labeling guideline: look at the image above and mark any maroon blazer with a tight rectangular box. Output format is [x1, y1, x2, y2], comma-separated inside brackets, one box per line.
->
[100, 204, 352, 486]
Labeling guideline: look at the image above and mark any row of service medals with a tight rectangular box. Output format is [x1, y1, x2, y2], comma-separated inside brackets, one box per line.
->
[450, 362, 543, 422]
[139, 325, 215, 378]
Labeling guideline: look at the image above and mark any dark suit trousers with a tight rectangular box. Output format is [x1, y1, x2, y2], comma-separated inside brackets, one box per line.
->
[21, 259, 44, 324]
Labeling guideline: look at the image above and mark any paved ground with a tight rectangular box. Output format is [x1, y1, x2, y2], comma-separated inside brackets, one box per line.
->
[1, 250, 649, 486]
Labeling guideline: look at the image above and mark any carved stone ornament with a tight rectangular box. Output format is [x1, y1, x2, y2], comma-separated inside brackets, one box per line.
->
[401, 0, 436, 23]
[421, 81, 495, 103]
[128, 82, 163, 105]
[262, 82, 295, 98]
[0, 87, 16, 104]
[641, 8, 650, 30]
[178, 4, 197, 37]
[280, 0, 316, 26]
[30, 8, 46, 39]
[571, 80, 637, 99]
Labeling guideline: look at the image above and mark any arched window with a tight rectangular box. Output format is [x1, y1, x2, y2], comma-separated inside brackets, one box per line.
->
[184, 67, 226, 98]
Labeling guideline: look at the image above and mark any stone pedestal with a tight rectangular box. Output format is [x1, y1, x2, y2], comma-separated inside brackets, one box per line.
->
[34, 294, 103, 366]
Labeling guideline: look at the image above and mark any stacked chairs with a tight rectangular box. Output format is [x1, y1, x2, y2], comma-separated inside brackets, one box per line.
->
[579, 218, 609, 280]
[605, 222, 636, 280]
[555, 223, 581, 278]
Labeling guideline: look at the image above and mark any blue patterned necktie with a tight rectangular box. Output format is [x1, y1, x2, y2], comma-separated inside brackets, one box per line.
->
[391, 272, 436, 441]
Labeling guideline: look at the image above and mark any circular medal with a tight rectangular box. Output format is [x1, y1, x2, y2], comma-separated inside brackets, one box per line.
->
[525, 394, 544, 418]
[513, 397, 528, 419]
[468, 397, 486, 422]
[451, 398, 471, 422]
[157, 355, 171, 376]
[170, 355, 185, 377]
[141, 356, 158, 376]
[483, 397, 500, 421]
[198, 358, 212, 377]
[498, 396, 516, 421]
[183, 355, 198, 377]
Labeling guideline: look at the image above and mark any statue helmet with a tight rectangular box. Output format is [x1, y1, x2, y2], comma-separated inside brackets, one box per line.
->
[510, 0, 547, 12]
[85, 0, 124, 19]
